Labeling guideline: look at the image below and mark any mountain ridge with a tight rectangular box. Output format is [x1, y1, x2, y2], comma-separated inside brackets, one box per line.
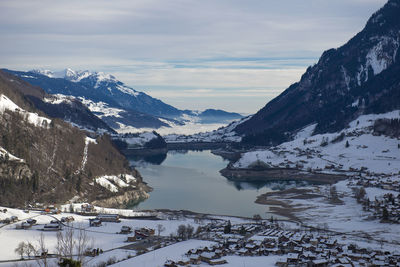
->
[235, 0, 400, 146]
[5, 68, 243, 133]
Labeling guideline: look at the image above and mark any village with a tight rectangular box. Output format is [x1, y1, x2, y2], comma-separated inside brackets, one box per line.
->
[1, 202, 400, 267]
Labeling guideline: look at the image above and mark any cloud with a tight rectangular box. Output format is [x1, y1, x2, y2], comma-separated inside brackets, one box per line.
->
[0, 0, 387, 113]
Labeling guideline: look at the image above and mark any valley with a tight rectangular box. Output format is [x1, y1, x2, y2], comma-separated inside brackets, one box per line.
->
[1, 0, 400, 265]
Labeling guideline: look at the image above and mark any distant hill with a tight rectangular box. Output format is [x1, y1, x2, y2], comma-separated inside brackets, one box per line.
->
[235, 0, 400, 146]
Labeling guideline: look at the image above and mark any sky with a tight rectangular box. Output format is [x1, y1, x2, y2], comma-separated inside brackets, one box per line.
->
[0, 0, 387, 114]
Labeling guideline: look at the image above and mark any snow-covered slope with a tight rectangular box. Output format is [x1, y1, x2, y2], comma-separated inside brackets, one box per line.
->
[0, 94, 51, 127]
[234, 111, 400, 179]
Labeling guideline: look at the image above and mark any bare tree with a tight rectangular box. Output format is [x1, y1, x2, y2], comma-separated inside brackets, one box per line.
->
[56, 224, 75, 259]
[186, 225, 194, 239]
[36, 233, 48, 267]
[15, 242, 26, 259]
[177, 225, 187, 240]
[76, 227, 90, 264]
[57, 223, 91, 265]
[157, 224, 166, 236]
[26, 242, 36, 258]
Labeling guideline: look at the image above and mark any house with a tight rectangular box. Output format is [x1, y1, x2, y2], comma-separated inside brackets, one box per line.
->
[287, 253, 299, 264]
[120, 226, 132, 234]
[81, 203, 95, 213]
[43, 223, 61, 231]
[189, 255, 201, 264]
[208, 259, 228, 265]
[200, 251, 221, 264]
[96, 214, 120, 222]
[164, 260, 177, 267]
[311, 259, 328, 267]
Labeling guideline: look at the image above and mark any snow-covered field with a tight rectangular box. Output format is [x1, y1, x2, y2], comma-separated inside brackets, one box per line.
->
[234, 111, 400, 179]
[276, 180, 400, 248]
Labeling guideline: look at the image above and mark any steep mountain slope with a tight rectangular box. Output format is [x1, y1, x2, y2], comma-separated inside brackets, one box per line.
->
[235, 0, 400, 146]
[0, 71, 149, 207]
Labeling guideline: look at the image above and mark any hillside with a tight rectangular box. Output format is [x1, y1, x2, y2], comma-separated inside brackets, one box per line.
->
[235, 0, 400, 146]
[0, 71, 149, 207]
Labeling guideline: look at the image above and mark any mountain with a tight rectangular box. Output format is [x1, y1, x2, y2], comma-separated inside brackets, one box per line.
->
[0, 70, 115, 133]
[0, 70, 149, 207]
[4, 69, 172, 131]
[235, 0, 400, 146]
[197, 109, 243, 123]
[4, 69, 243, 133]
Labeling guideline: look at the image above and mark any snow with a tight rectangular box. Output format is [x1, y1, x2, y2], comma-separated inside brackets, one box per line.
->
[116, 84, 140, 97]
[78, 97, 125, 119]
[95, 176, 119, 192]
[110, 240, 215, 267]
[365, 36, 398, 76]
[94, 174, 136, 192]
[0, 206, 208, 263]
[74, 136, 97, 175]
[0, 146, 24, 162]
[0, 94, 51, 128]
[275, 180, 400, 250]
[163, 116, 251, 142]
[294, 123, 317, 139]
[351, 98, 360, 107]
[234, 110, 400, 177]
[43, 93, 73, 105]
[117, 132, 159, 149]
[356, 36, 399, 85]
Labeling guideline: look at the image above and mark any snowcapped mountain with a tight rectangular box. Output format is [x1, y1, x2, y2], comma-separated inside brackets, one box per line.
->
[5, 69, 242, 133]
[235, 0, 400, 146]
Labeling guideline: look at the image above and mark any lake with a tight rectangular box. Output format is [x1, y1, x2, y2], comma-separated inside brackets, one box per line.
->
[129, 150, 307, 218]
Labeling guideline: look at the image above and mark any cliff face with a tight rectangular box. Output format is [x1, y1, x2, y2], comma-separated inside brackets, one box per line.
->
[0, 71, 149, 207]
[235, 0, 400, 146]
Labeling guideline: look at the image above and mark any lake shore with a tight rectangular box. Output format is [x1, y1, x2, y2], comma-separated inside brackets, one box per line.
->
[220, 167, 347, 184]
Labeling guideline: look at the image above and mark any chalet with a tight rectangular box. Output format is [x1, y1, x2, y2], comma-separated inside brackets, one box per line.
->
[287, 253, 299, 264]
[43, 223, 61, 231]
[15, 222, 32, 229]
[208, 259, 228, 265]
[120, 226, 132, 234]
[189, 255, 201, 264]
[81, 203, 95, 213]
[96, 214, 120, 223]
[311, 259, 328, 267]
[200, 251, 218, 262]
[164, 260, 177, 267]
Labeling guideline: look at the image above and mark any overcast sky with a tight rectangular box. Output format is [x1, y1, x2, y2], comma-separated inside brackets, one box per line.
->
[0, 0, 386, 114]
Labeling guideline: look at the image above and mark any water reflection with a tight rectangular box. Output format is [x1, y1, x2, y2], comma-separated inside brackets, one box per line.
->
[227, 180, 310, 191]
[129, 153, 167, 166]
[128, 150, 308, 218]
